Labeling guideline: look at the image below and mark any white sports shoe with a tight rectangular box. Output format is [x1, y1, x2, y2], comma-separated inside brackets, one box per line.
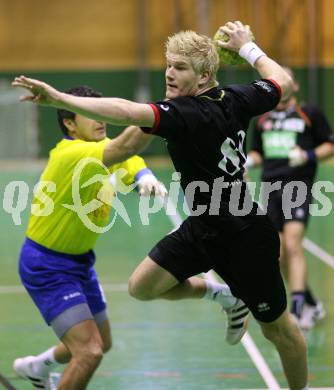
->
[223, 299, 250, 345]
[13, 356, 50, 389]
[299, 301, 326, 330]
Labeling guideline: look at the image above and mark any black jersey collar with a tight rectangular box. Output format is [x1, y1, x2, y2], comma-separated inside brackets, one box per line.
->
[198, 87, 224, 101]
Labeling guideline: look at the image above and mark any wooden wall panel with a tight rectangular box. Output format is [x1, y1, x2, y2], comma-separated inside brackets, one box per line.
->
[146, 1, 175, 68]
[1, 0, 334, 71]
[322, 0, 334, 65]
[0, 0, 138, 70]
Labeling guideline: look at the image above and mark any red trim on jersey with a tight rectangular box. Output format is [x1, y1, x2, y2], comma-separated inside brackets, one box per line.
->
[145, 103, 160, 134]
[267, 78, 282, 100]
[295, 105, 312, 128]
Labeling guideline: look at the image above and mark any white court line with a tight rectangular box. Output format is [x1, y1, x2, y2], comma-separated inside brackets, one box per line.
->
[157, 197, 281, 390]
[205, 270, 281, 390]
[158, 199, 334, 389]
[1, 238, 331, 294]
[0, 285, 25, 293]
[255, 197, 334, 270]
[3, 203, 332, 388]
[303, 237, 334, 270]
[0, 283, 128, 294]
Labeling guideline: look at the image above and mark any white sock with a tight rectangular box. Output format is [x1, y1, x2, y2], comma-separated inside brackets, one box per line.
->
[204, 281, 237, 309]
[32, 346, 58, 375]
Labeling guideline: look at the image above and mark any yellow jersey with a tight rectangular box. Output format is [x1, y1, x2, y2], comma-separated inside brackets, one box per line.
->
[26, 137, 146, 254]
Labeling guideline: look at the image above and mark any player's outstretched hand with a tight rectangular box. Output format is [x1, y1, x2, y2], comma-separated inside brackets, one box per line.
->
[12, 75, 62, 106]
[137, 174, 168, 197]
[217, 21, 253, 52]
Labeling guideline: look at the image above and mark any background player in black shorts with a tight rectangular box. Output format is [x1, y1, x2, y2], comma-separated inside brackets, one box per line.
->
[13, 22, 309, 390]
[246, 67, 334, 329]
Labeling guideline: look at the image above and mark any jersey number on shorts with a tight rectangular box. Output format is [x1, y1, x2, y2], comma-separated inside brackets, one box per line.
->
[218, 130, 246, 176]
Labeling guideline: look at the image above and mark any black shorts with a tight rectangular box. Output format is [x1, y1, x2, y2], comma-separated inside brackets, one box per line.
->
[265, 179, 313, 232]
[149, 215, 286, 322]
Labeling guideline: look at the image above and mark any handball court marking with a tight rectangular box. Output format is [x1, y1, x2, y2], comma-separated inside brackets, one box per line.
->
[0, 235, 333, 295]
[1, 214, 333, 388]
[158, 199, 282, 390]
[0, 259, 333, 389]
[0, 372, 17, 390]
[159, 197, 334, 390]
[302, 238, 334, 269]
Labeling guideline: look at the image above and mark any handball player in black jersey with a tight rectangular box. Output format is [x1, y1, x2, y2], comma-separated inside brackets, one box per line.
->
[13, 21, 309, 390]
[246, 67, 334, 330]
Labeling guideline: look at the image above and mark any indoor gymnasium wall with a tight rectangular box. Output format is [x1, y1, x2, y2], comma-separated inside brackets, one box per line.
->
[0, 0, 334, 156]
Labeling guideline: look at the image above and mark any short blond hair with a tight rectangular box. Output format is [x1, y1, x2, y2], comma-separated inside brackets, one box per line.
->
[166, 30, 219, 83]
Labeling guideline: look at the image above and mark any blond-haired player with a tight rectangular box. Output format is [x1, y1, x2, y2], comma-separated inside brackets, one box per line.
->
[13, 22, 309, 390]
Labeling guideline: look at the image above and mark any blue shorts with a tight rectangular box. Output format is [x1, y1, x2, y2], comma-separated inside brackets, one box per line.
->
[19, 238, 107, 325]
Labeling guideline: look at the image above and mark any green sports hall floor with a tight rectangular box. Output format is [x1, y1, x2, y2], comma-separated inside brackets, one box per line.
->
[0, 162, 333, 389]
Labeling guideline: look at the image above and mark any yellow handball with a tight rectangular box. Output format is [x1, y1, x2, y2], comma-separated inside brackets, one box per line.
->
[213, 29, 254, 66]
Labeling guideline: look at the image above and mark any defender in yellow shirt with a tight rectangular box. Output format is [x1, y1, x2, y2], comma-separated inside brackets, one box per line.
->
[14, 86, 166, 389]
[27, 137, 149, 254]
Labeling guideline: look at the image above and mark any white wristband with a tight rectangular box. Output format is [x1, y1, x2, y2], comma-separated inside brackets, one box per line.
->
[239, 42, 266, 67]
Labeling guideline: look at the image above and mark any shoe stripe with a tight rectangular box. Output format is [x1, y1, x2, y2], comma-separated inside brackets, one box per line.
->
[27, 376, 46, 389]
[231, 323, 244, 329]
[231, 310, 248, 320]
[231, 312, 249, 322]
[27, 376, 43, 382]
[233, 305, 247, 313]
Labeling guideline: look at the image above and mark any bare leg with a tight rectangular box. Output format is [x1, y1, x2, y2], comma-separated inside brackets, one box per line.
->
[128, 256, 206, 300]
[278, 232, 288, 278]
[54, 318, 112, 364]
[129, 256, 248, 345]
[128, 256, 238, 309]
[159, 277, 207, 299]
[57, 320, 103, 390]
[259, 309, 308, 390]
[54, 343, 70, 364]
[282, 221, 307, 292]
[282, 221, 310, 319]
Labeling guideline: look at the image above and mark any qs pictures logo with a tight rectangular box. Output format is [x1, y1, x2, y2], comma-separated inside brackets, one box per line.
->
[62, 158, 135, 233]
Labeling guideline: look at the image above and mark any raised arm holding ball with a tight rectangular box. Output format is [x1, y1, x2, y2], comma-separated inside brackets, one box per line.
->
[13, 22, 309, 390]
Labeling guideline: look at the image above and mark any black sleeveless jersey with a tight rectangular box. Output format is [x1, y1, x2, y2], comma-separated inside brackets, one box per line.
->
[252, 103, 333, 181]
[142, 79, 280, 218]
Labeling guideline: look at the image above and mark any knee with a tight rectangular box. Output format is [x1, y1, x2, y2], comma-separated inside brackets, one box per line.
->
[261, 318, 299, 348]
[89, 345, 104, 364]
[261, 323, 281, 344]
[75, 340, 104, 367]
[85, 341, 103, 363]
[128, 278, 154, 301]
